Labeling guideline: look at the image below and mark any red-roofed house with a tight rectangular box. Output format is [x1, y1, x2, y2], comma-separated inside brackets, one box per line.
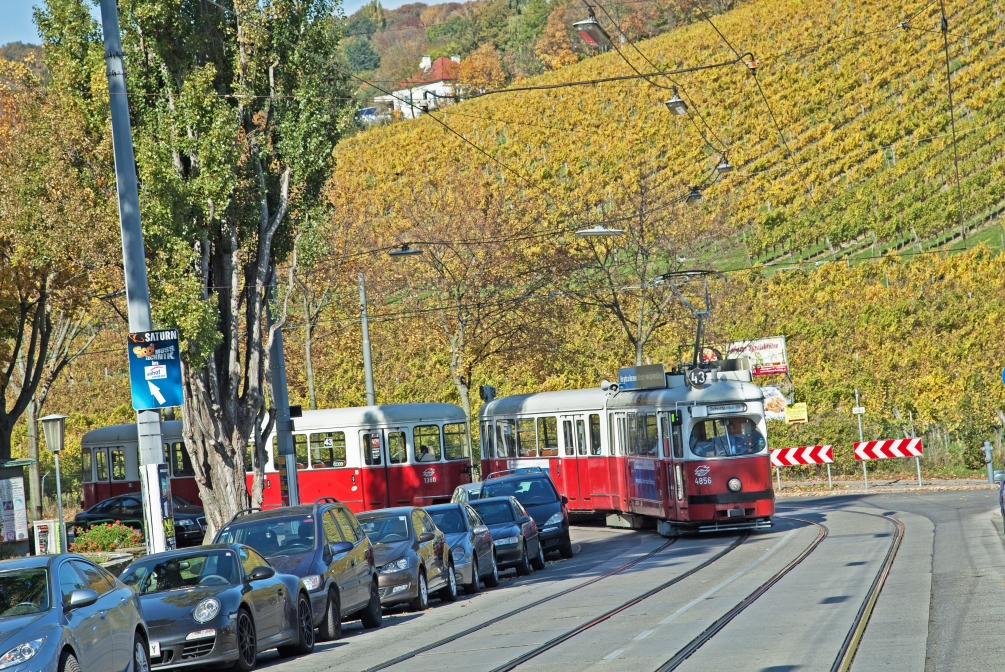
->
[374, 55, 460, 120]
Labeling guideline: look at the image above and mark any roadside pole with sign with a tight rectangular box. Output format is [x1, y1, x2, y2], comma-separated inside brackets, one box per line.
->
[853, 389, 867, 489]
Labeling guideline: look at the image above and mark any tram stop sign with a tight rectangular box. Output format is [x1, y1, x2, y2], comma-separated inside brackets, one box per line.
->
[127, 330, 184, 410]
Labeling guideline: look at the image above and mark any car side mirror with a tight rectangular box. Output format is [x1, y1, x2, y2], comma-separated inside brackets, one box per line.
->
[418, 531, 435, 543]
[561, 495, 568, 505]
[995, 470, 1005, 483]
[248, 566, 275, 581]
[328, 540, 354, 557]
[518, 516, 532, 525]
[473, 525, 489, 535]
[66, 589, 99, 610]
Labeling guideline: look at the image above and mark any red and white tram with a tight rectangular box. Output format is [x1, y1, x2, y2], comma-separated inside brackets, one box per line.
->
[81, 403, 473, 513]
[479, 368, 774, 534]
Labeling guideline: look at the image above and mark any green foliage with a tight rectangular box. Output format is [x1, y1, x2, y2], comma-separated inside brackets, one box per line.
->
[345, 37, 382, 73]
[71, 522, 143, 553]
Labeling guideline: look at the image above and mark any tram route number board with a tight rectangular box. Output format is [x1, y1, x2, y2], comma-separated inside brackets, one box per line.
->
[771, 445, 833, 467]
[854, 438, 923, 461]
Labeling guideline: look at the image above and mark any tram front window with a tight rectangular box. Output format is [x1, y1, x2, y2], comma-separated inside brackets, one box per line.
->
[689, 417, 766, 457]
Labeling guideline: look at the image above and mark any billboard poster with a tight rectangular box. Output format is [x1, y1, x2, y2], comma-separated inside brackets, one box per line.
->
[762, 386, 789, 422]
[726, 336, 789, 376]
[0, 477, 29, 542]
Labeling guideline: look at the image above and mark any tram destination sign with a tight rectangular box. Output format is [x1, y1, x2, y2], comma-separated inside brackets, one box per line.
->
[127, 329, 184, 410]
[618, 364, 666, 391]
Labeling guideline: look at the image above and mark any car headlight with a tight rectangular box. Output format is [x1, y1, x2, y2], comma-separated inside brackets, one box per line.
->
[451, 546, 467, 562]
[0, 638, 44, 670]
[544, 512, 563, 528]
[379, 557, 409, 573]
[493, 536, 519, 546]
[193, 598, 220, 623]
[175, 518, 198, 530]
[727, 478, 742, 492]
[302, 575, 322, 592]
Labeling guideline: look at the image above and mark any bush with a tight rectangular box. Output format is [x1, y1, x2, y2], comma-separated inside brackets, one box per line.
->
[70, 522, 143, 553]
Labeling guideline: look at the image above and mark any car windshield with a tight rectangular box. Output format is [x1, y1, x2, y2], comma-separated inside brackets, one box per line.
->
[0, 568, 49, 617]
[689, 417, 767, 457]
[428, 508, 465, 534]
[215, 515, 315, 557]
[358, 514, 411, 543]
[482, 477, 558, 505]
[470, 501, 515, 525]
[120, 550, 238, 594]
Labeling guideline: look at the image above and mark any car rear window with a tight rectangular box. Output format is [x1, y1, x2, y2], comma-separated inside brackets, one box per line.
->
[481, 477, 558, 505]
[216, 515, 316, 557]
[428, 508, 465, 533]
[469, 500, 515, 524]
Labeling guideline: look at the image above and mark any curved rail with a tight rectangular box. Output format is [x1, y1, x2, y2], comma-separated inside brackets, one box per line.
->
[362, 536, 679, 672]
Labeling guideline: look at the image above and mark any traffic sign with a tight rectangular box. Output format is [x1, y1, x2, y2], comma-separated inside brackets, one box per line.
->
[771, 445, 833, 467]
[854, 438, 923, 460]
[852, 406, 866, 415]
[128, 330, 184, 410]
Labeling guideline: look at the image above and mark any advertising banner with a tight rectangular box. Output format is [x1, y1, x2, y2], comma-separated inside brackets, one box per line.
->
[0, 477, 29, 542]
[128, 329, 184, 410]
[762, 386, 789, 421]
[618, 364, 667, 391]
[726, 336, 789, 376]
[785, 402, 808, 424]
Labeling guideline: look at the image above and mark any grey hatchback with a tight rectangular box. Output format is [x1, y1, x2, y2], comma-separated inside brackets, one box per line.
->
[0, 554, 149, 672]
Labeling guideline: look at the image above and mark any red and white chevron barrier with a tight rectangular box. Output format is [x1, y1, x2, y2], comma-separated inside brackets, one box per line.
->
[854, 438, 924, 461]
[771, 445, 834, 467]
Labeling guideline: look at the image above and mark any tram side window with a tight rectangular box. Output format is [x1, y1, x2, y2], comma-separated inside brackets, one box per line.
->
[310, 432, 347, 468]
[95, 450, 109, 481]
[413, 425, 441, 462]
[689, 417, 766, 457]
[589, 414, 602, 456]
[660, 416, 671, 458]
[537, 417, 559, 457]
[563, 420, 574, 456]
[293, 434, 309, 469]
[111, 449, 126, 480]
[480, 422, 494, 459]
[575, 419, 587, 456]
[673, 420, 684, 459]
[496, 420, 516, 458]
[363, 433, 382, 465]
[443, 423, 469, 460]
[642, 413, 659, 457]
[516, 418, 537, 458]
[172, 443, 194, 477]
[245, 443, 255, 472]
[388, 431, 408, 464]
[626, 413, 641, 455]
[82, 450, 92, 482]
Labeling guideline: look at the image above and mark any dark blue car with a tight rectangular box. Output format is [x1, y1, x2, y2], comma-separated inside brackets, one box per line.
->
[480, 469, 573, 559]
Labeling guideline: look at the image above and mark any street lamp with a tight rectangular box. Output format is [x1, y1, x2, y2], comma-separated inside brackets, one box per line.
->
[389, 243, 424, 258]
[573, 16, 612, 48]
[576, 225, 624, 237]
[665, 88, 688, 116]
[686, 187, 703, 203]
[716, 159, 734, 173]
[39, 413, 68, 553]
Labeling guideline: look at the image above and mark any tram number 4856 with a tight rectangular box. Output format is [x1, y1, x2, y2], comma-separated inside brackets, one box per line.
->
[694, 476, 713, 486]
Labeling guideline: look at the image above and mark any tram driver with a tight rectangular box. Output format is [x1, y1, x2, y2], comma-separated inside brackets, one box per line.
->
[690, 418, 766, 457]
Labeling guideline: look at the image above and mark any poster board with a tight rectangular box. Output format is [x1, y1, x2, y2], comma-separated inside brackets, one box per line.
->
[0, 477, 29, 542]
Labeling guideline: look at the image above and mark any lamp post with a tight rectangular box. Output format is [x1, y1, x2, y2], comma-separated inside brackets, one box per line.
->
[576, 225, 624, 237]
[39, 414, 68, 553]
[359, 274, 376, 406]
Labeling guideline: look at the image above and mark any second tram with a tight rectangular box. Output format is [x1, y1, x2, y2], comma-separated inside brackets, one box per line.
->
[479, 367, 773, 534]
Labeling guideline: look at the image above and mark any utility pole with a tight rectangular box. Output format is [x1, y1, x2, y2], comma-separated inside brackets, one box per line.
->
[266, 275, 299, 505]
[99, 0, 172, 553]
[359, 274, 376, 406]
[855, 389, 867, 489]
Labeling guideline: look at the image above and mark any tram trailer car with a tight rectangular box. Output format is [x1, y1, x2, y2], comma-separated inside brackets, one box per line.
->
[478, 369, 773, 534]
[81, 403, 474, 514]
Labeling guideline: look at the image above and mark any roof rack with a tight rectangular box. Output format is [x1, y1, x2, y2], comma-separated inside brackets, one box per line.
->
[224, 507, 262, 526]
[313, 497, 338, 507]
[485, 466, 545, 480]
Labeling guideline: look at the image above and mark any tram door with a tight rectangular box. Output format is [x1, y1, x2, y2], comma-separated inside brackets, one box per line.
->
[360, 430, 390, 510]
[92, 447, 113, 503]
[661, 412, 688, 521]
[560, 415, 593, 511]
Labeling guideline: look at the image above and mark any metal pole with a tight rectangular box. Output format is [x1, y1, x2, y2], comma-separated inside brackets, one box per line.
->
[856, 389, 867, 490]
[99, 0, 169, 554]
[915, 456, 923, 488]
[776, 467, 781, 490]
[266, 275, 298, 505]
[53, 452, 66, 553]
[827, 463, 832, 489]
[359, 274, 376, 406]
[985, 440, 995, 485]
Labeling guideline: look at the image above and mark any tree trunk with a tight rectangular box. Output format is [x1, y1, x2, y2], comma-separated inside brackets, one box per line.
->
[26, 401, 42, 520]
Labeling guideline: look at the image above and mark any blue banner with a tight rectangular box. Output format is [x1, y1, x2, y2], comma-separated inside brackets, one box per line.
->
[128, 330, 184, 410]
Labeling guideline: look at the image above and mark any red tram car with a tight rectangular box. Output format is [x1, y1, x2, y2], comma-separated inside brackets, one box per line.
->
[478, 367, 773, 534]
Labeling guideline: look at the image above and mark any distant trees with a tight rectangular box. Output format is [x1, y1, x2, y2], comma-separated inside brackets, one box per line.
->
[458, 44, 507, 93]
[536, 5, 578, 71]
[345, 37, 382, 73]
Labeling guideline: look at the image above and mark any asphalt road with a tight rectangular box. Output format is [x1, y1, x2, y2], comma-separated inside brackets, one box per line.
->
[257, 490, 1005, 672]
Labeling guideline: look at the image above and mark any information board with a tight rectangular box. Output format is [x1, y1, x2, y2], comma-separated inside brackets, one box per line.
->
[128, 329, 184, 410]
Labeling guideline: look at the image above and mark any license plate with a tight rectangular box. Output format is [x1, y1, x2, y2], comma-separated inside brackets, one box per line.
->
[150, 642, 161, 657]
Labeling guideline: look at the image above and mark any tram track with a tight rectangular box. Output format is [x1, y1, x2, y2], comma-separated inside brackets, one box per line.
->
[362, 535, 681, 672]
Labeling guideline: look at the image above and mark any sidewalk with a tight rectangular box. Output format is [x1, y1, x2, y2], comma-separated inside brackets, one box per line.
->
[774, 477, 997, 497]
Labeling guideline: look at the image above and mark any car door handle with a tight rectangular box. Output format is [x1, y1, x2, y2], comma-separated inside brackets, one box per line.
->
[98, 610, 107, 619]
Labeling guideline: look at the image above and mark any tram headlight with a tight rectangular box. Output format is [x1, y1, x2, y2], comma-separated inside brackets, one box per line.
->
[727, 478, 742, 493]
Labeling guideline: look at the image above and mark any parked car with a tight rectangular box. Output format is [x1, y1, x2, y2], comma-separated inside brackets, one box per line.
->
[481, 468, 573, 559]
[450, 483, 483, 505]
[213, 498, 382, 641]
[120, 544, 313, 670]
[0, 553, 149, 672]
[73, 493, 206, 547]
[357, 507, 457, 611]
[425, 503, 499, 593]
[468, 496, 545, 575]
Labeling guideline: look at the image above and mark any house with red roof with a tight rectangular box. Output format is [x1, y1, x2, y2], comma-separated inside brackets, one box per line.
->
[374, 55, 460, 121]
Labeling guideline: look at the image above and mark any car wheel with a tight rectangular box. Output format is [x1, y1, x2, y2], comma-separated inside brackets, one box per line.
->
[278, 592, 315, 657]
[359, 582, 383, 629]
[59, 651, 80, 672]
[483, 554, 500, 587]
[515, 542, 532, 576]
[408, 570, 429, 611]
[232, 608, 257, 672]
[465, 556, 482, 594]
[531, 539, 546, 571]
[438, 562, 458, 602]
[318, 589, 342, 642]
[134, 632, 151, 672]
[559, 532, 574, 559]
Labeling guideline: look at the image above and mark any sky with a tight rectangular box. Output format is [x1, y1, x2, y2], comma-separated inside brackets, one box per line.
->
[0, 0, 450, 46]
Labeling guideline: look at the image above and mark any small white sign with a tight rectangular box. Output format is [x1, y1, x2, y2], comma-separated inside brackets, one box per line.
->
[145, 364, 167, 380]
[150, 642, 161, 657]
[852, 406, 866, 415]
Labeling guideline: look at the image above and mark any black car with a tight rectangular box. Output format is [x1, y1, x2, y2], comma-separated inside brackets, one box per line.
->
[120, 544, 313, 670]
[213, 498, 381, 641]
[74, 494, 206, 547]
[468, 496, 545, 575]
[481, 468, 573, 559]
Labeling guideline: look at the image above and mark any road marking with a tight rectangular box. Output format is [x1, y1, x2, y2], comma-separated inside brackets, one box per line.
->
[603, 649, 625, 660]
[659, 529, 797, 625]
[634, 630, 653, 641]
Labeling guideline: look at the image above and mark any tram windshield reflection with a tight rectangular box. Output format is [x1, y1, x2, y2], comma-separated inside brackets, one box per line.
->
[689, 417, 766, 457]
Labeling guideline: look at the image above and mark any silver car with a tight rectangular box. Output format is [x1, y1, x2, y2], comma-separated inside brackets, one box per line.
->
[0, 554, 149, 672]
[426, 503, 499, 593]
